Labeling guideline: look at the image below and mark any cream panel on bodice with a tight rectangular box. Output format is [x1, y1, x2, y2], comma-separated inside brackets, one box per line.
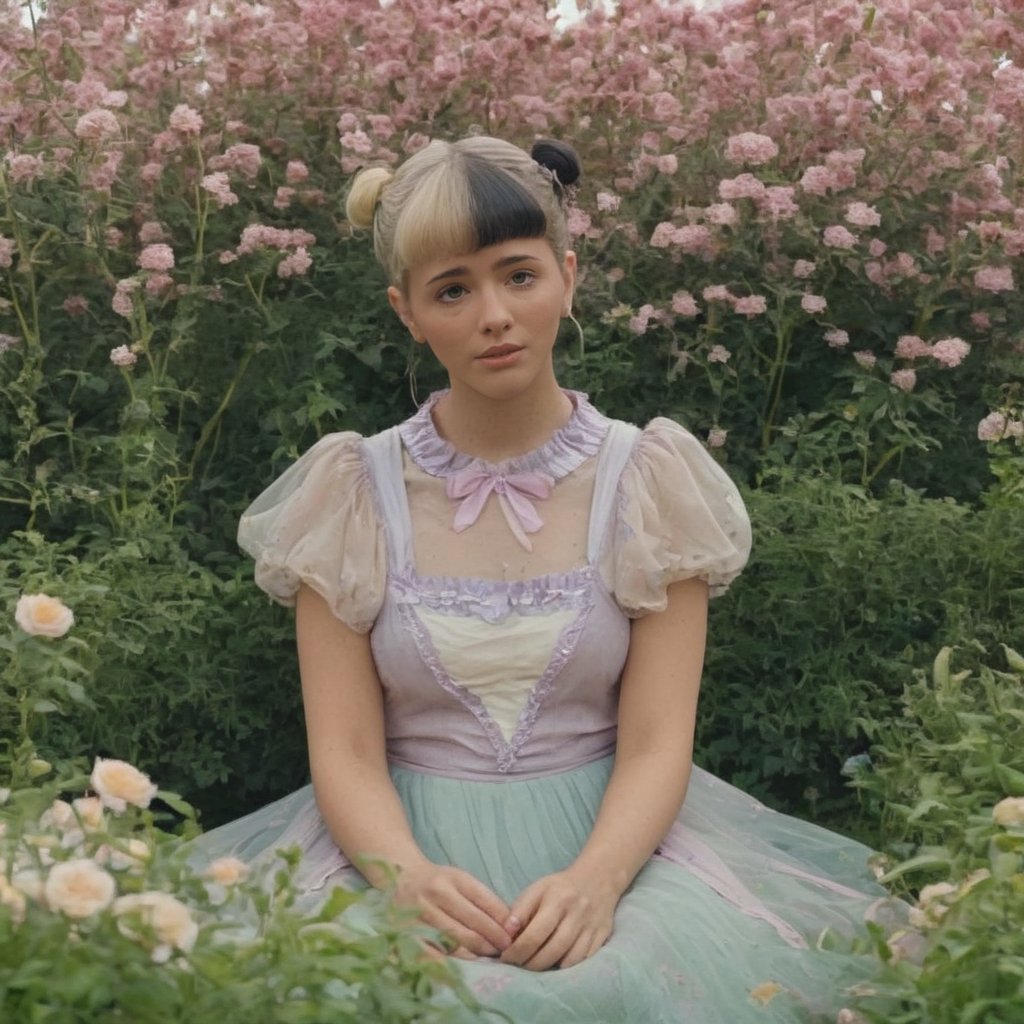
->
[414, 606, 577, 741]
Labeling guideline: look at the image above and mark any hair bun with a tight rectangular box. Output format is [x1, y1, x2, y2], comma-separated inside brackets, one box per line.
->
[531, 139, 581, 189]
[345, 166, 394, 229]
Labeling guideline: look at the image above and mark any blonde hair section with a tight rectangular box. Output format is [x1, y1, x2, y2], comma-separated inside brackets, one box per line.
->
[348, 137, 571, 288]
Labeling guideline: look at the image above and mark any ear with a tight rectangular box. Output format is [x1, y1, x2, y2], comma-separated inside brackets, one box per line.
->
[560, 250, 577, 315]
[388, 285, 426, 344]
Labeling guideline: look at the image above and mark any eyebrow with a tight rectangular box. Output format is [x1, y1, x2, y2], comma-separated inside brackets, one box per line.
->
[424, 254, 540, 286]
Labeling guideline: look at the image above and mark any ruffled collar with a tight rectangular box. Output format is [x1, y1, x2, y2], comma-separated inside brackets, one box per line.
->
[397, 390, 609, 481]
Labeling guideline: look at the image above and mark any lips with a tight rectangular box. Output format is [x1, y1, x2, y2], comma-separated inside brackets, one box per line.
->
[477, 344, 523, 359]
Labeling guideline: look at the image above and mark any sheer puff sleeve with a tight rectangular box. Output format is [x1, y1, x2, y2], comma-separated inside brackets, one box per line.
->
[607, 418, 752, 615]
[237, 432, 385, 633]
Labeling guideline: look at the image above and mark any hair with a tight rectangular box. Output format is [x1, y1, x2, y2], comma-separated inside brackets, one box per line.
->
[345, 136, 580, 287]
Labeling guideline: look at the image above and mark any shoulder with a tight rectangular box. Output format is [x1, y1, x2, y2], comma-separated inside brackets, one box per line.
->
[603, 414, 752, 613]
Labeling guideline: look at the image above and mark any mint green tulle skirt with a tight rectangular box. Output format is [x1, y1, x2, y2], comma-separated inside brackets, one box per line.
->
[192, 758, 890, 1023]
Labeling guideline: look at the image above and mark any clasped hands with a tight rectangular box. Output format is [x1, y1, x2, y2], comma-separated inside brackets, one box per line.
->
[393, 861, 619, 971]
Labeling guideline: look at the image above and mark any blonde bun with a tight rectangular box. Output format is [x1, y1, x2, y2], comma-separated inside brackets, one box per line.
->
[345, 166, 393, 229]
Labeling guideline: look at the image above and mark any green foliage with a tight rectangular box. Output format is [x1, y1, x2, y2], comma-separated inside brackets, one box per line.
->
[697, 477, 1024, 833]
[843, 648, 1024, 1024]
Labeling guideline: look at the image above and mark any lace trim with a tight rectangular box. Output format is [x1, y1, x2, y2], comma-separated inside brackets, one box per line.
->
[397, 596, 595, 773]
[397, 390, 609, 481]
[390, 565, 594, 624]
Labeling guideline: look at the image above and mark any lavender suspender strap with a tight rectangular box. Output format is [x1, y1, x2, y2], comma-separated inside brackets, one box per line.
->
[361, 427, 414, 571]
[586, 420, 641, 564]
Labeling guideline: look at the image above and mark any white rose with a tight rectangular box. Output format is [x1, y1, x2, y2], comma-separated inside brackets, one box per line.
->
[91, 757, 158, 812]
[72, 796, 106, 832]
[44, 858, 116, 918]
[40, 799, 77, 832]
[96, 838, 150, 871]
[14, 593, 75, 638]
[0, 877, 27, 924]
[203, 856, 250, 887]
[993, 796, 1024, 827]
[114, 891, 198, 962]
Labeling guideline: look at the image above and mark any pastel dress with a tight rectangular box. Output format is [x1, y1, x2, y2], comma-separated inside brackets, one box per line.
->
[204, 392, 883, 1023]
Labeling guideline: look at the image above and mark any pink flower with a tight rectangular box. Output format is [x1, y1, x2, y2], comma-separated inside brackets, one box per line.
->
[895, 335, 932, 360]
[596, 191, 621, 213]
[823, 225, 858, 249]
[845, 202, 882, 228]
[0, 334, 21, 353]
[6, 153, 44, 184]
[168, 104, 203, 135]
[202, 172, 239, 208]
[277, 247, 312, 278]
[705, 203, 738, 226]
[655, 154, 678, 176]
[708, 345, 731, 363]
[890, 368, 917, 392]
[274, 186, 295, 209]
[138, 244, 174, 272]
[145, 273, 173, 296]
[799, 165, 836, 196]
[670, 291, 699, 316]
[726, 132, 778, 165]
[801, 294, 827, 314]
[650, 222, 677, 248]
[824, 328, 849, 349]
[759, 186, 799, 220]
[707, 428, 728, 448]
[974, 265, 1014, 292]
[140, 162, 165, 186]
[404, 133, 431, 154]
[868, 239, 888, 258]
[368, 114, 394, 139]
[63, 295, 89, 317]
[977, 411, 1008, 441]
[112, 278, 139, 318]
[138, 222, 165, 244]
[110, 345, 137, 367]
[74, 109, 119, 143]
[337, 113, 360, 133]
[0, 235, 17, 268]
[931, 337, 971, 368]
[606, 268, 625, 283]
[340, 130, 373, 155]
[719, 173, 766, 201]
[285, 160, 309, 185]
[675, 225, 713, 257]
[853, 350, 877, 369]
[210, 144, 262, 181]
[970, 312, 991, 330]
[629, 304, 657, 335]
[792, 260, 816, 279]
[702, 285, 734, 303]
[567, 207, 592, 239]
[733, 295, 767, 317]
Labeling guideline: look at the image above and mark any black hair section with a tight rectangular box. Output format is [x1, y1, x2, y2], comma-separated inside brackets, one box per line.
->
[464, 153, 548, 250]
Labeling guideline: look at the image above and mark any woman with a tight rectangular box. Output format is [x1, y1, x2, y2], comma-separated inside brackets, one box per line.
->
[212, 136, 884, 1021]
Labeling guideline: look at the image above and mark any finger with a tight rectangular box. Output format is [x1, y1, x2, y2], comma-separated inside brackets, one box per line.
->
[558, 930, 596, 970]
[450, 875, 514, 950]
[524, 920, 579, 972]
[456, 873, 512, 924]
[421, 907, 501, 957]
[449, 945, 485, 961]
[501, 905, 563, 966]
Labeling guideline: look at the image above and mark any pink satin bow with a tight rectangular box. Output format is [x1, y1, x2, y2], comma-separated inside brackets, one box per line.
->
[446, 466, 556, 552]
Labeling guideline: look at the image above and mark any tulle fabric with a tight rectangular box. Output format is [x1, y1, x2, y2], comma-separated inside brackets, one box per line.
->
[236, 432, 385, 633]
[609, 417, 753, 610]
[192, 759, 885, 1023]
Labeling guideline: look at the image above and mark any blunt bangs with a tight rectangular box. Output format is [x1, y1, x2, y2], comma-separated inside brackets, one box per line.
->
[391, 152, 548, 284]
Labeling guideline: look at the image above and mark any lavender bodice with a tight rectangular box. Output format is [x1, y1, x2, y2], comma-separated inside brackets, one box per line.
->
[362, 419, 639, 780]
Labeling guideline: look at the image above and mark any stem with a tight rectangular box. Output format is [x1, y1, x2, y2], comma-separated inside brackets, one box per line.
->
[187, 346, 256, 482]
[761, 309, 793, 450]
[863, 444, 904, 487]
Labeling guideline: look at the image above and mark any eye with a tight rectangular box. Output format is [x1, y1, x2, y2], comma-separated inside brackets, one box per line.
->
[437, 284, 467, 303]
[508, 269, 536, 287]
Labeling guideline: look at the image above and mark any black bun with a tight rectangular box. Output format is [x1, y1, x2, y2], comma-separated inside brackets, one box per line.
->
[531, 139, 581, 188]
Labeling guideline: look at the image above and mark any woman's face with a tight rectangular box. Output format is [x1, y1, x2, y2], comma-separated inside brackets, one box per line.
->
[389, 238, 576, 403]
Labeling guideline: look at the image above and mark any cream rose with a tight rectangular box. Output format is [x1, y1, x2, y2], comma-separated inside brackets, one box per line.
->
[97, 838, 151, 871]
[91, 757, 158, 812]
[44, 858, 116, 918]
[14, 593, 74, 638]
[72, 796, 106, 832]
[203, 856, 250, 887]
[114, 891, 198, 962]
[993, 796, 1024, 827]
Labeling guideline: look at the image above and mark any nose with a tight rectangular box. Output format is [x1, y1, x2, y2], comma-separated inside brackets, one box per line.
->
[478, 284, 513, 335]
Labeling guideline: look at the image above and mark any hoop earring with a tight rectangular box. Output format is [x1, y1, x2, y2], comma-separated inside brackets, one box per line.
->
[567, 313, 585, 359]
[405, 345, 421, 407]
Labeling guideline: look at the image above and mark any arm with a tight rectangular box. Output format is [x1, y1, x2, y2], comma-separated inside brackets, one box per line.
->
[295, 584, 512, 957]
[501, 576, 708, 969]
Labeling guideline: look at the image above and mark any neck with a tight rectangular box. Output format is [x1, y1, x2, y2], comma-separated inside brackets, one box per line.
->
[431, 378, 573, 463]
